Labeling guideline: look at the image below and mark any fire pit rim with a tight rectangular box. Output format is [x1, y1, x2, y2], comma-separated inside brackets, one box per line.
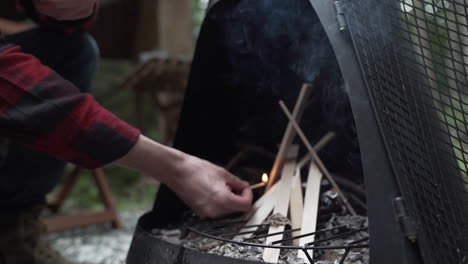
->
[127, 212, 264, 264]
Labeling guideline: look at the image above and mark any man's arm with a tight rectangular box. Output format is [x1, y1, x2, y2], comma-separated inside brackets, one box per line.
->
[0, 41, 252, 217]
[115, 135, 253, 218]
[0, 42, 139, 168]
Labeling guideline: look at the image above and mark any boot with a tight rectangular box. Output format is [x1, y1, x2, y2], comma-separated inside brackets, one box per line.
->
[0, 205, 78, 264]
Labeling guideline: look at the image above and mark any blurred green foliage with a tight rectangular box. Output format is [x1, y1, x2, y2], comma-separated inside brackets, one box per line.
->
[193, 0, 208, 38]
[424, 7, 468, 185]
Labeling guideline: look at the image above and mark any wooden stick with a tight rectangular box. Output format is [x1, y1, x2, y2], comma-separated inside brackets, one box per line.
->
[297, 132, 336, 170]
[298, 163, 323, 263]
[249, 180, 282, 214]
[263, 147, 298, 263]
[279, 101, 357, 216]
[250, 182, 267, 190]
[235, 180, 282, 240]
[287, 130, 335, 236]
[289, 168, 304, 246]
[266, 83, 313, 190]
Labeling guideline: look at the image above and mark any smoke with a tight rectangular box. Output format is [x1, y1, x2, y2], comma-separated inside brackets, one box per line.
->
[176, 0, 361, 175]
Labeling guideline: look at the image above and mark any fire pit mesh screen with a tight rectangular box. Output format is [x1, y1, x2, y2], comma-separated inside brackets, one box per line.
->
[343, 0, 468, 262]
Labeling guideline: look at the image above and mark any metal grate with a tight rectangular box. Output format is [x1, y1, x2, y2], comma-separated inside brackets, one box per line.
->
[343, 0, 468, 262]
[187, 218, 369, 264]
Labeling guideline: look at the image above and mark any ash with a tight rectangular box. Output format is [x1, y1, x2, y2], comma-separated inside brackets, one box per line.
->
[151, 214, 369, 264]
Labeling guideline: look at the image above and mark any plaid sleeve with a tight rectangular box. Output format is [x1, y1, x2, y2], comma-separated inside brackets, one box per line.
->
[0, 42, 140, 169]
[17, 0, 98, 33]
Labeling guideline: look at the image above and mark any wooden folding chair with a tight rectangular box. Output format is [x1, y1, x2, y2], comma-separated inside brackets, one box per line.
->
[121, 53, 191, 144]
[44, 167, 123, 233]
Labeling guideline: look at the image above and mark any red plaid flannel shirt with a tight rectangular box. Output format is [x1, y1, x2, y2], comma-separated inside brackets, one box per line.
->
[0, 0, 140, 169]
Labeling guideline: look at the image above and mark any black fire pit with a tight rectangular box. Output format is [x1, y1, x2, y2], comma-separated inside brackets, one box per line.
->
[128, 212, 369, 264]
[127, 213, 259, 264]
[127, 0, 468, 263]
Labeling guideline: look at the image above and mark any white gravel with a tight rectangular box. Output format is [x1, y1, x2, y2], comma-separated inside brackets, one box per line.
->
[44, 211, 144, 264]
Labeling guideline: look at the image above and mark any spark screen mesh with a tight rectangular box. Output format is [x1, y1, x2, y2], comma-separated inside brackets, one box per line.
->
[343, 0, 468, 262]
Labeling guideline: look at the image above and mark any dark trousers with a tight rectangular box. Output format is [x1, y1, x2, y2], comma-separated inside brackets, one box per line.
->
[0, 28, 99, 210]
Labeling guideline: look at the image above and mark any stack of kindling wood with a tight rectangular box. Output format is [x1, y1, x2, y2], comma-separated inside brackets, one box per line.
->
[236, 84, 356, 264]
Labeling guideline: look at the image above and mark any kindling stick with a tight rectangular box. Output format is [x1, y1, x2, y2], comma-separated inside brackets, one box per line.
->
[267, 83, 313, 190]
[279, 101, 357, 216]
[289, 169, 303, 246]
[235, 180, 282, 240]
[263, 147, 298, 263]
[290, 132, 335, 247]
[297, 132, 336, 170]
[298, 163, 323, 263]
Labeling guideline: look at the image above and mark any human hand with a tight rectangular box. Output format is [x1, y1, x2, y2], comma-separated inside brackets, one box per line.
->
[168, 156, 253, 218]
[33, 0, 97, 20]
[114, 135, 253, 218]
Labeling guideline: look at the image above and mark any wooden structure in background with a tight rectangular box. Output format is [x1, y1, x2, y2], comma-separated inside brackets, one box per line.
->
[125, 0, 194, 137]
[89, 0, 140, 58]
[121, 54, 191, 143]
[134, 0, 194, 57]
[45, 167, 122, 233]
[94, 0, 194, 58]
[0, 0, 194, 59]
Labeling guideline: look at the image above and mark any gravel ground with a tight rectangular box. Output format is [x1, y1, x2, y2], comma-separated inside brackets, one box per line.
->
[44, 211, 145, 264]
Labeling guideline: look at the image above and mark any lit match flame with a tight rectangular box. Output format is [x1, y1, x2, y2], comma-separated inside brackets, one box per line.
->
[250, 173, 269, 190]
[262, 173, 269, 183]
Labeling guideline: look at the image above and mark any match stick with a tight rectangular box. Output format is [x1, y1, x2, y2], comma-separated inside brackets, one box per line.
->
[279, 100, 357, 216]
[250, 173, 269, 190]
[249, 182, 267, 190]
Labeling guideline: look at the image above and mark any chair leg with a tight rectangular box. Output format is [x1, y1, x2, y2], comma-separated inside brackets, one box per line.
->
[92, 169, 123, 229]
[44, 167, 123, 232]
[47, 167, 82, 212]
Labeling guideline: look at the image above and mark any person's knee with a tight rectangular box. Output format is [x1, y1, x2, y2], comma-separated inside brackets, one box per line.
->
[62, 32, 100, 92]
[71, 32, 100, 70]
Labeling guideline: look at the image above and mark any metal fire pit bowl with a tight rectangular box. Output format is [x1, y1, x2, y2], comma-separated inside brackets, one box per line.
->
[127, 212, 369, 264]
[127, 213, 259, 264]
